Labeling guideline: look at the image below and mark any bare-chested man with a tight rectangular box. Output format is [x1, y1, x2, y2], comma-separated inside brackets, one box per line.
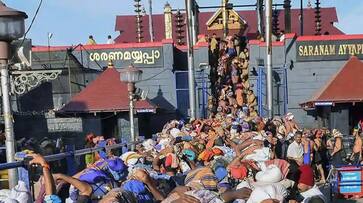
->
[350, 128, 362, 165]
[284, 112, 300, 134]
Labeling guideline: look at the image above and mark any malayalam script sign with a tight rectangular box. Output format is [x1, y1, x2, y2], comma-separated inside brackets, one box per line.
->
[74, 47, 164, 68]
[296, 39, 363, 61]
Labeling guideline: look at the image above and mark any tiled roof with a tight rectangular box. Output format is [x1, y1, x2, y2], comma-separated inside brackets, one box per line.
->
[59, 67, 156, 113]
[115, 7, 344, 43]
[303, 56, 363, 106]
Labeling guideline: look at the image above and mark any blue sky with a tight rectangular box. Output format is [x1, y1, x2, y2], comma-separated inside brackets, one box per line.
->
[5, 0, 363, 45]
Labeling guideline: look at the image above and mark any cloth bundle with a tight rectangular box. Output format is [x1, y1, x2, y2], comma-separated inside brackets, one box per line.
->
[185, 167, 219, 191]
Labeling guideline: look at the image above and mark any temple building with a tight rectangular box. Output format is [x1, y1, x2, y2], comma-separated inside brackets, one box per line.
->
[7, 2, 358, 145]
[115, 4, 343, 43]
[13, 40, 209, 146]
[249, 34, 363, 135]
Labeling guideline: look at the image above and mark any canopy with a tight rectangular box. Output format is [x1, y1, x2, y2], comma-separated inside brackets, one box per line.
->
[59, 67, 156, 114]
[301, 56, 363, 109]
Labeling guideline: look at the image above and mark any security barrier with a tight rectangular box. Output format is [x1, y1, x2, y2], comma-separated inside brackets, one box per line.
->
[0, 141, 141, 187]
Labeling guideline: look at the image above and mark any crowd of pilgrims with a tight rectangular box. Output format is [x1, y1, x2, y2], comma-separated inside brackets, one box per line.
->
[1, 34, 363, 203]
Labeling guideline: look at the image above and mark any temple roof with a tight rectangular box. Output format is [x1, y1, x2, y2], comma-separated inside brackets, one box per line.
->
[301, 56, 363, 108]
[59, 67, 156, 114]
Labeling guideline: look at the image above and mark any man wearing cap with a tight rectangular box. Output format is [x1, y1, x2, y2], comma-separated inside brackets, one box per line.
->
[297, 165, 326, 203]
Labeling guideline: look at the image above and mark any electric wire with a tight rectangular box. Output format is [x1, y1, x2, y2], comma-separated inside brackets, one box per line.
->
[12, 0, 44, 62]
[24, 0, 43, 38]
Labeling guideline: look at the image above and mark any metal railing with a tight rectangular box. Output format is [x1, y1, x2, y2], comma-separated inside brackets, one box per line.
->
[0, 141, 141, 171]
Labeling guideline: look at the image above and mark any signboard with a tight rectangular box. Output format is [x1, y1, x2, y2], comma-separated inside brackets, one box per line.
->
[339, 170, 362, 194]
[136, 109, 156, 113]
[314, 102, 333, 106]
[73, 47, 164, 69]
[296, 39, 363, 61]
[47, 118, 83, 132]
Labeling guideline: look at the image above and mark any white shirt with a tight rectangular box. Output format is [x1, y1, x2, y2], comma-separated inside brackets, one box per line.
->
[287, 141, 304, 159]
[280, 34, 285, 42]
[106, 39, 115, 44]
[300, 185, 327, 203]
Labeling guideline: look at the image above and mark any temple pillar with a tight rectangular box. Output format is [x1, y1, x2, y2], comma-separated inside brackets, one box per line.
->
[164, 2, 173, 40]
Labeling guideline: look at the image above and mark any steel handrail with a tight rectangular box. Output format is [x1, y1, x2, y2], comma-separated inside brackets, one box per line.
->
[0, 141, 140, 171]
